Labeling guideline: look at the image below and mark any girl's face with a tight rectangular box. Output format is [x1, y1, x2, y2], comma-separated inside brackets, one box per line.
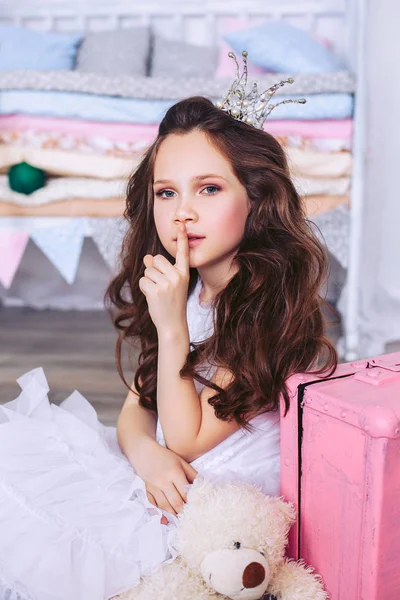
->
[153, 130, 250, 273]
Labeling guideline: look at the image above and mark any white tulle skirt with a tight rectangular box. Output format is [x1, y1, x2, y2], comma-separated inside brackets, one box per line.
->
[0, 368, 180, 600]
[0, 367, 281, 600]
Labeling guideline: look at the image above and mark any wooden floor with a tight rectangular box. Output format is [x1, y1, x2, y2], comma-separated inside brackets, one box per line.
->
[0, 304, 344, 426]
[0, 306, 137, 425]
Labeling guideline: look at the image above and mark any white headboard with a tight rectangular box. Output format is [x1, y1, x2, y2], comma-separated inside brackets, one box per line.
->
[1, 0, 358, 69]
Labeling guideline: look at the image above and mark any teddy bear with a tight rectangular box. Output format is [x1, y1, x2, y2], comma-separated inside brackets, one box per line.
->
[117, 477, 329, 600]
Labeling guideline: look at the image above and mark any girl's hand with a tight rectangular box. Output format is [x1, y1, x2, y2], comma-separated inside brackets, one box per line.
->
[134, 438, 198, 517]
[139, 224, 190, 334]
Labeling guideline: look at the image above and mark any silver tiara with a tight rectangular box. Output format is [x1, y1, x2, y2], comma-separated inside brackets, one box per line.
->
[215, 50, 306, 129]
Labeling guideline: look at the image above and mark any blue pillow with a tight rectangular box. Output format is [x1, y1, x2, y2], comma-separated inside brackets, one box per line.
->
[0, 25, 82, 70]
[224, 21, 343, 74]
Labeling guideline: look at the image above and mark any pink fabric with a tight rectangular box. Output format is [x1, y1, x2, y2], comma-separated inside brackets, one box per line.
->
[0, 230, 29, 288]
[0, 115, 353, 141]
[263, 119, 353, 138]
[0, 115, 160, 144]
[216, 18, 268, 77]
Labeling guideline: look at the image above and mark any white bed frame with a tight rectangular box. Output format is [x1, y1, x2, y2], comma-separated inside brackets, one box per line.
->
[1, 0, 367, 361]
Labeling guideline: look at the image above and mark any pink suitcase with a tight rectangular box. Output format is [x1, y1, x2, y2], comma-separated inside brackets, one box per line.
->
[280, 351, 400, 600]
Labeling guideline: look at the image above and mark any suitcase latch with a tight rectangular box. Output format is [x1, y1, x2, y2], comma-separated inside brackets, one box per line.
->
[354, 358, 400, 387]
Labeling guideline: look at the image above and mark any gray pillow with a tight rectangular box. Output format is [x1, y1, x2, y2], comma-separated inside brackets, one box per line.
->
[76, 28, 150, 77]
[150, 36, 218, 78]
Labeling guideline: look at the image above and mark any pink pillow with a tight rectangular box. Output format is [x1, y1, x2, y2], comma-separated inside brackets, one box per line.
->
[216, 18, 269, 78]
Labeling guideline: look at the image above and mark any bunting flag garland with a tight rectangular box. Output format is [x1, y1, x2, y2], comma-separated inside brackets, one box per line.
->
[0, 230, 29, 288]
[30, 219, 85, 284]
[0, 208, 349, 290]
[89, 217, 128, 271]
[0, 217, 124, 287]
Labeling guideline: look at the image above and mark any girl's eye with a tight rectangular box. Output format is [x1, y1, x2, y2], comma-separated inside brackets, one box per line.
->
[155, 185, 220, 199]
[202, 185, 220, 195]
[155, 190, 175, 199]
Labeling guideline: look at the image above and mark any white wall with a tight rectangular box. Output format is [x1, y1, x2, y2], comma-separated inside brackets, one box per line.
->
[358, 0, 400, 352]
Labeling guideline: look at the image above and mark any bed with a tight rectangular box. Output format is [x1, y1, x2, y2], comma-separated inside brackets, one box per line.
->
[0, 0, 365, 360]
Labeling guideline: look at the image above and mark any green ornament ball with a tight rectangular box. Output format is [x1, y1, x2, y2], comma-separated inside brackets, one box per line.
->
[8, 162, 47, 195]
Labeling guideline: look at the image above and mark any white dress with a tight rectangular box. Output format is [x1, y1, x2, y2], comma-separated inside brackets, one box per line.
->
[0, 277, 280, 600]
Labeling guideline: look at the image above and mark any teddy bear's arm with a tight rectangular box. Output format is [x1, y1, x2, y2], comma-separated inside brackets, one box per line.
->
[267, 559, 329, 600]
[114, 559, 220, 600]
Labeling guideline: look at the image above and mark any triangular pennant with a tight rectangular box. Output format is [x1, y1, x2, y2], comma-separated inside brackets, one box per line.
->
[90, 217, 128, 271]
[0, 230, 29, 289]
[31, 219, 85, 284]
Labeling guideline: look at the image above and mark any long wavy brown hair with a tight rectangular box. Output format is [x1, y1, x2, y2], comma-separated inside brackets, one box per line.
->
[105, 96, 338, 429]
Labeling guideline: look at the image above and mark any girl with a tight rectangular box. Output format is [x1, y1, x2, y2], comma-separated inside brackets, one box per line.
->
[0, 96, 337, 600]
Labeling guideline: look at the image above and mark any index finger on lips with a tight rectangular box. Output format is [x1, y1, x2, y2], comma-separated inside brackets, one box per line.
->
[174, 224, 189, 276]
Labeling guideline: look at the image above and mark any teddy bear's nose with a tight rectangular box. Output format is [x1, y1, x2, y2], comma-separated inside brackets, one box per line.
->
[242, 561, 266, 588]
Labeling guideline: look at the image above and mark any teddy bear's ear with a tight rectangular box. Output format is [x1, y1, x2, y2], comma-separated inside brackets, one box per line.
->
[268, 497, 297, 529]
[257, 496, 297, 576]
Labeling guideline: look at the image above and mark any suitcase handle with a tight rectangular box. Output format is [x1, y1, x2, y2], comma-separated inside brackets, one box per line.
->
[369, 357, 400, 372]
[354, 359, 400, 387]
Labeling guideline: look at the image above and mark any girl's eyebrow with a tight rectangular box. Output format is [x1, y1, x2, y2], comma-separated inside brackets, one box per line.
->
[153, 174, 228, 186]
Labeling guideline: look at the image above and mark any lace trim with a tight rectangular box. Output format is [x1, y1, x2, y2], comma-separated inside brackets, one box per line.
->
[192, 414, 280, 471]
[157, 410, 279, 472]
[192, 428, 249, 470]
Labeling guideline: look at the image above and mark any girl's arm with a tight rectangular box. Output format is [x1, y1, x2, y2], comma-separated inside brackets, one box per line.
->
[140, 226, 239, 463]
[117, 378, 198, 516]
[117, 378, 158, 467]
[157, 327, 240, 463]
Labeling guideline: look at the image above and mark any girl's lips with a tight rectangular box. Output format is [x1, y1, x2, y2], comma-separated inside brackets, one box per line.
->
[188, 237, 205, 248]
[173, 236, 205, 241]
